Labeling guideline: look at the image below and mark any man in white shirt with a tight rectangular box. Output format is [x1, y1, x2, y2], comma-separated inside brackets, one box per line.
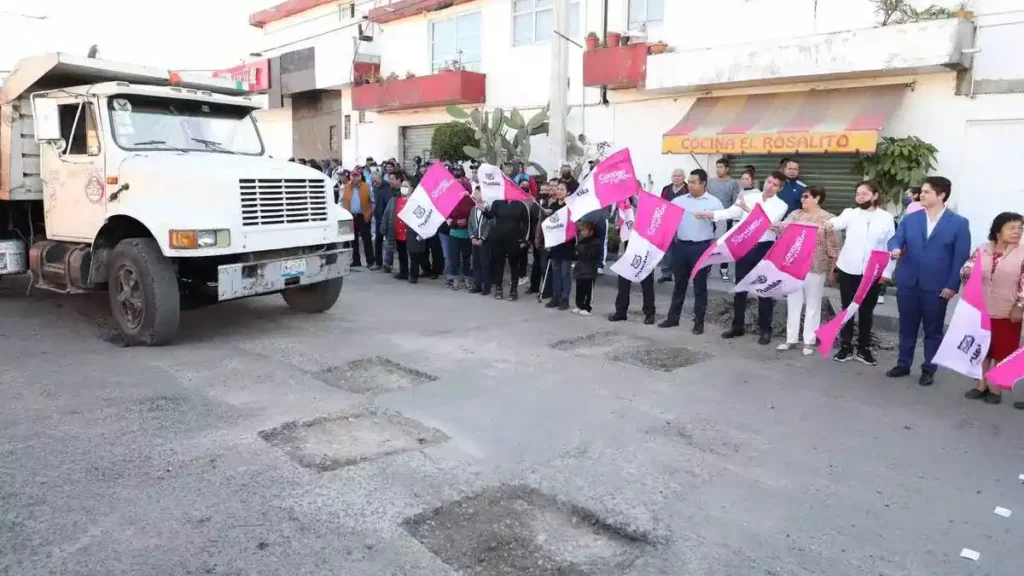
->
[695, 171, 789, 345]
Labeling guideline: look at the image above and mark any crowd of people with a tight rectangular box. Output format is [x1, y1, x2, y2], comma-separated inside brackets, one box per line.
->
[297, 155, 1024, 409]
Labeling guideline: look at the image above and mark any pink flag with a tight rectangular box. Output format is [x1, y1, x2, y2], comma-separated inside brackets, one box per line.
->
[815, 250, 890, 356]
[616, 198, 636, 242]
[541, 206, 576, 248]
[398, 162, 469, 238]
[478, 163, 531, 204]
[905, 201, 925, 215]
[933, 251, 992, 379]
[986, 346, 1024, 390]
[610, 193, 685, 282]
[566, 148, 640, 221]
[733, 223, 818, 299]
[690, 203, 772, 280]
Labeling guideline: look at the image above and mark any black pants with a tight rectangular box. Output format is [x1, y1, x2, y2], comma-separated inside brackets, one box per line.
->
[424, 236, 443, 276]
[733, 241, 775, 333]
[530, 248, 548, 292]
[838, 269, 881, 351]
[408, 250, 426, 281]
[666, 239, 712, 323]
[518, 244, 530, 278]
[614, 274, 655, 317]
[718, 220, 734, 271]
[373, 229, 385, 267]
[352, 217, 374, 266]
[394, 241, 409, 278]
[575, 279, 594, 312]
[472, 241, 491, 290]
[490, 236, 522, 291]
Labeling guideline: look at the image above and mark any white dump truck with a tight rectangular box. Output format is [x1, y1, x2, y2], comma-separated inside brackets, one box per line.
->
[0, 53, 354, 345]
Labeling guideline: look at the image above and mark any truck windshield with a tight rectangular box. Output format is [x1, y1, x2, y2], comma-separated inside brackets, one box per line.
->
[108, 94, 264, 155]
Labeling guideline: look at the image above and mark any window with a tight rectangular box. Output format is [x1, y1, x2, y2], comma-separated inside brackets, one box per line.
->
[513, 0, 580, 46]
[58, 103, 100, 156]
[628, 0, 664, 29]
[329, 125, 338, 151]
[108, 95, 264, 155]
[431, 12, 482, 73]
[358, 110, 367, 123]
[343, 115, 352, 140]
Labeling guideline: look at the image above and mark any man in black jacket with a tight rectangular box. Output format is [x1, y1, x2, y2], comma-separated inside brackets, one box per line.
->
[608, 195, 656, 324]
[484, 199, 530, 301]
[371, 171, 393, 271]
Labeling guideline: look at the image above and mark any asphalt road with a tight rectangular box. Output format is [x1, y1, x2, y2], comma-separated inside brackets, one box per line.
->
[1, 270, 1022, 575]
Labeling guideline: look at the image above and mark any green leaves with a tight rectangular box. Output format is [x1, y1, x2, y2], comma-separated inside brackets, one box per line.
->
[463, 145, 482, 158]
[446, 105, 470, 120]
[431, 121, 477, 162]
[853, 135, 939, 208]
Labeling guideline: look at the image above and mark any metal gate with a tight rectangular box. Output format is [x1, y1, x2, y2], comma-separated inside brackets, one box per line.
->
[401, 125, 440, 174]
[731, 154, 863, 211]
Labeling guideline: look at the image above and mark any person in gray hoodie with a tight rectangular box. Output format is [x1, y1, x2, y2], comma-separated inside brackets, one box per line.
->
[469, 187, 494, 295]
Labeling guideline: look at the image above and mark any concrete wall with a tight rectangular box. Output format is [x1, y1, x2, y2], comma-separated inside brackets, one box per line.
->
[254, 106, 295, 159]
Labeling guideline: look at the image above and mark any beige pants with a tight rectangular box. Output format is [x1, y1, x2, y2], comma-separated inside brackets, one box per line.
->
[786, 272, 827, 346]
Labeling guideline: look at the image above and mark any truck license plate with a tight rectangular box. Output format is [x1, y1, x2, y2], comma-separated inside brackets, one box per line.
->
[280, 259, 307, 278]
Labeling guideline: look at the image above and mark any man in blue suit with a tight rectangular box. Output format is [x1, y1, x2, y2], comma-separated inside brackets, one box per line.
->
[886, 176, 972, 386]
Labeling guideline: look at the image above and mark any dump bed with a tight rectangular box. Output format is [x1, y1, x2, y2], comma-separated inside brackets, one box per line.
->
[1, 52, 251, 201]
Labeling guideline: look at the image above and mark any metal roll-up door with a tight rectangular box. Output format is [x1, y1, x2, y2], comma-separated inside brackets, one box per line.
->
[729, 154, 863, 212]
[401, 125, 440, 174]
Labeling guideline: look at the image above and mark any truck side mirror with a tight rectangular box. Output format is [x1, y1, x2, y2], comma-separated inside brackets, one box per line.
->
[31, 97, 62, 142]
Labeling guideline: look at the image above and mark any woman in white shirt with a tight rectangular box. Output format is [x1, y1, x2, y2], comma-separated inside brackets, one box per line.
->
[826, 181, 896, 366]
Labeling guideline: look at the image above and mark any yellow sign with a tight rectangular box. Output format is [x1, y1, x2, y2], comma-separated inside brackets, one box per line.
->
[662, 130, 879, 155]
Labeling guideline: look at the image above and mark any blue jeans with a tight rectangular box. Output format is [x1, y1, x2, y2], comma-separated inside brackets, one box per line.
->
[439, 233, 452, 280]
[444, 235, 472, 281]
[550, 258, 573, 303]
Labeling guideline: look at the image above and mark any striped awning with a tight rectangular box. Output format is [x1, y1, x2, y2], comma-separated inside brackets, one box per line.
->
[662, 86, 906, 155]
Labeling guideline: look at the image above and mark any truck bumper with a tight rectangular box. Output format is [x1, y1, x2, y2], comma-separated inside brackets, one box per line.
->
[216, 248, 351, 301]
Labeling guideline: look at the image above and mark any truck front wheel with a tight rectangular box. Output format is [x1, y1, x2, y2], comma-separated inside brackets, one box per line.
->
[281, 278, 343, 313]
[107, 238, 180, 346]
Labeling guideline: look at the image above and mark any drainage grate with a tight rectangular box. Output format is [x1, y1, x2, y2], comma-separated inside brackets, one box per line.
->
[312, 356, 438, 394]
[403, 485, 650, 575]
[258, 407, 448, 472]
[611, 347, 710, 372]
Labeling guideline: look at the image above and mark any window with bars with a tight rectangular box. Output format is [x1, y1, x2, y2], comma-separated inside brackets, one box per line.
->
[430, 11, 482, 73]
[512, 0, 580, 46]
[628, 0, 664, 29]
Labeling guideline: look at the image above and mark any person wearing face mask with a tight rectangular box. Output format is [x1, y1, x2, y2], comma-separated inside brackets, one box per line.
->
[558, 164, 579, 194]
[824, 180, 897, 365]
[380, 179, 416, 282]
[469, 187, 494, 295]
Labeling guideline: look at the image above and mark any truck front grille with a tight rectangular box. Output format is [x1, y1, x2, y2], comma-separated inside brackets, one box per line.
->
[239, 178, 329, 227]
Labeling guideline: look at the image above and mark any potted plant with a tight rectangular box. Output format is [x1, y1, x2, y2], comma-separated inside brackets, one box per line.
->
[586, 32, 599, 50]
[649, 41, 668, 55]
[619, 33, 630, 46]
[952, 1, 974, 19]
[606, 31, 621, 47]
[405, 71, 416, 79]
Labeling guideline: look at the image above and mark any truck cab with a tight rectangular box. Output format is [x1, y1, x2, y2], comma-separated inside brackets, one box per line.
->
[0, 53, 355, 345]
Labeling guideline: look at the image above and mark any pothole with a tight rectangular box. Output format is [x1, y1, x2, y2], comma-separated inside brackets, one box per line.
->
[611, 346, 710, 372]
[403, 485, 651, 575]
[312, 356, 438, 394]
[551, 331, 654, 356]
[257, 406, 448, 472]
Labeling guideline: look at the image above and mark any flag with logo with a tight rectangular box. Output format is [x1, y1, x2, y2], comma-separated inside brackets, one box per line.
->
[690, 203, 772, 280]
[933, 252, 992, 379]
[986, 346, 1024, 390]
[616, 198, 636, 242]
[398, 162, 469, 238]
[815, 250, 890, 356]
[566, 148, 640, 221]
[541, 205, 576, 248]
[733, 223, 818, 299]
[478, 163, 531, 205]
[610, 193, 685, 282]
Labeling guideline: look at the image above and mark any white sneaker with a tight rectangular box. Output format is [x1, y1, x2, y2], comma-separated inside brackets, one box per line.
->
[802, 347, 814, 356]
[878, 295, 886, 304]
[578, 310, 592, 316]
[571, 307, 581, 314]
[776, 343, 796, 351]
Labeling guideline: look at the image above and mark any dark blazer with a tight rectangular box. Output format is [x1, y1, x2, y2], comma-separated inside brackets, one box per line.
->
[888, 208, 972, 293]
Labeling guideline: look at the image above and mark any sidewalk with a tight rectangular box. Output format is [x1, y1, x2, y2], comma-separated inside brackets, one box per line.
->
[595, 258, 957, 334]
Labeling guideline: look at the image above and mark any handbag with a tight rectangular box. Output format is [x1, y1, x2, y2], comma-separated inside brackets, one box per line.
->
[1012, 258, 1024, 323]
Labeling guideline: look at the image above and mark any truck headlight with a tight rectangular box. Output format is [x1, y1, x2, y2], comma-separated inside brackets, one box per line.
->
[169, 229, 231, 249]
[338, 220, 353, 237]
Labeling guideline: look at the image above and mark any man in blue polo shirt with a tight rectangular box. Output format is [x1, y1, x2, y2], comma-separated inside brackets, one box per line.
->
[777, 158, 806, 216]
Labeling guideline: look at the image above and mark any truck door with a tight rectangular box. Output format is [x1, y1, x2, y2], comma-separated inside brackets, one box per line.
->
[39, 98, 106, 242]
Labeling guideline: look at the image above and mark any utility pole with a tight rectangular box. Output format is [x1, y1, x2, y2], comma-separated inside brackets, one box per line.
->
[549, 0, 569, 168]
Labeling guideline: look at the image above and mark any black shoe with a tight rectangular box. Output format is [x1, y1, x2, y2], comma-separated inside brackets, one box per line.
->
[558, 302, 570, 311]
[757, 332, 772, 346]
[480, 286, 491, 296]
[545, 299, 560, 309]
[525, 288, 539, 295]
[692, 321, 705, 335]
[965, 388, 988, 400]
[658, 319, 680, 328]
[657, 275, 673, 284]
[855, 349, 877, 366]
[508, 291, 519, 302]
[833, 348, 854, 362]
[394, 273, 408, 280]
[351, 262, 362, 268]
[469, 286, 482, 294]
[886, 366, 910, 378]
[408, 278, 418, 284]
[429, 274, 440, 280]
[721, 328, 745, 339]
[1013, 401, 1024, 410]
[494, 290, 504, 300]
[984, 392, 1002, 404]
[918, 372, 935, 387]
[608, 313, 627, 322]
[369, 265, 382, 271]
[643, 315, 656, 325]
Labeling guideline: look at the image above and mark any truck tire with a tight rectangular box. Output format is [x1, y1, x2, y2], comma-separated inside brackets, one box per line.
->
[107, 238, 180, 346]
[281, 278, 343, 313]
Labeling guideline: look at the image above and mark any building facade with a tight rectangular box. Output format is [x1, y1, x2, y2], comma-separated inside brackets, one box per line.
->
[246, 0, 1024, 243]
